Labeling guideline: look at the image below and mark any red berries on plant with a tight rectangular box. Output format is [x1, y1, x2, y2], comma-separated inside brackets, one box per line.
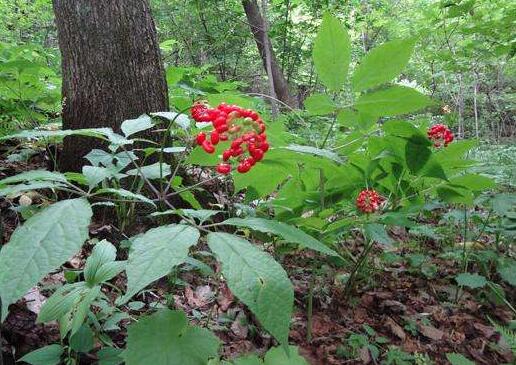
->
[216, 163, 232, 175]
[190, 101, 269, 175]
[356, 189, 385, 214]
[427, 124, 454, 148]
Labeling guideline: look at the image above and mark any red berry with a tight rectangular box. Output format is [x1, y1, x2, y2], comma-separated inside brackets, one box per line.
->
[219, 133, 229, 141]
[202, 140, 215, 154]
[216, 163, 231, 175]
[231, 147, 244, 157]
[223, 149, 233, 161]
[216, 125, 229, 133]
[428, 124, 454, 148]
[211, 131, 220, 145]
[250, 148, 264, 161]
[231, 138, 244, 149]
[260, 142, 270, 152]
[356, 189, 385, 214]
[195, 132, 206, 145]
[237, 161, 252, 173]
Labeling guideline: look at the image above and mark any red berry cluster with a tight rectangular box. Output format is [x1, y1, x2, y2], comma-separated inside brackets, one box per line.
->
[356, 189, 385, 214]
[427, 124, 454, 148]
[191, 101, 269, 174]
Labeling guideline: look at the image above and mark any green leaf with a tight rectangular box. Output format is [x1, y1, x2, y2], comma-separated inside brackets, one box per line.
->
[96, 188, 156, 207]
[124, 309, 220, 365]
[222, 217, 339, 257]
[0, 199, 92, 320]
[405, 135, 432, 174]
[37, 283, 87, 323]
[69, 324, 94, 353]
[304, 93, 336, 115]
[97, 347, 124, 365]
[0, 181, 66, 196]
[446, 353, 475, 365]
[283, 145, 343, 164]
[352, 38, 416, 92]
[355, 85, 433, 117]
[127, 162, 171, 180]
[207, 233, 294, 344]
[449, 174, 495, 192]
[383, 120, 424, 138]
[18, 344, 64, 365]
[150, 112, 190, 130]
[83, 240, 124, 286]
[497, 259, 516, 286]
[0, 170, 67, 185]
[455, 273, 487, 289]
[121, 114, 154, 137]
[82, 166, 122, 189]
[263, 346, 309, 365]
[364, 223, 394, 246]
[313, 13, 351, 91]
[119, 225, 200, 304]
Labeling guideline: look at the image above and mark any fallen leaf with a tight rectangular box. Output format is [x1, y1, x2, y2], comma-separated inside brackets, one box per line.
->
[385, 317, 406, 340]
[419, 324, 445, 341]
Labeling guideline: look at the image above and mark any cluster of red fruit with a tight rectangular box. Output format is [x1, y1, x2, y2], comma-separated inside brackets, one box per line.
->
[356, 189, 385, 214]
[191, 101, 269, 174]
[427, 124, 454, 148]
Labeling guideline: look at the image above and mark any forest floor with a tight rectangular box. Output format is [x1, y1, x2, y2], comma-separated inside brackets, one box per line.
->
[0, 152, 514, 365]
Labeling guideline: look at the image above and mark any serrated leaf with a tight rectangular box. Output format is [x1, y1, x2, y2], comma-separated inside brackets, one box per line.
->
[119, 225, 200, 304]
[497, 259, 516, 286]
[207, 233, 294, 344]
[313, 13, 351, 91]
[355, 85, 433, 117]
[405, 135, 432, 174]
[449, 174, 495, 192]
[0, 181, 66, 196]
[304, 93, 336, 115]
[0, 199, 92, 320]
[284, 145, 343, 164]
[127, 162, 171, 180]
[121, 114, 154, 137]
[37, 283, 87, 323]
[124, 309, 220, 365]
[150, 112, 190, 130]
[352, 38, 416, 92]
[364, 223, 394, 246]
[19, 344, 64, 365]
[0, 170, 67, 185]
[455, 273, 487, 289]
[223, 217, 339, 257]
[82, 166, 122, 189]
[96, 188, 156, 207]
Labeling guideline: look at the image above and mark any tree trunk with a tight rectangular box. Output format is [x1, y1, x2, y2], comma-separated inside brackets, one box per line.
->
[53, 0, 168, 172]
[242, 0, 295, 108]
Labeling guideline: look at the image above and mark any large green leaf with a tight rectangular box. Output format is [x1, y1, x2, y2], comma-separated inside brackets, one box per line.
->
[0, 199, 92, 320]
[352, 38, 416, 92]
[0, 170, 67, 185]
[223, 217, 339, 257]
[120, 114, 154, 137]
[18, 344, 64, 365]
[446, 353, 475, 365]
[263, 346, 309, 365]
[313, 13, 351, 91]
[355, 85, 433, 117]
[304, 93, 336, 115]
[449, 174, 495, 192]
[124, 309, 220, 365]
[283, 145, 344, 164]
[207, 233, 294, 344]
[455, 273, 487, 289]
[119, 225, 199, 303]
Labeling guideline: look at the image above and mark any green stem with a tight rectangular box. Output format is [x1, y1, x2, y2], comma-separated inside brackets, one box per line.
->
[306, 274, 315, 343]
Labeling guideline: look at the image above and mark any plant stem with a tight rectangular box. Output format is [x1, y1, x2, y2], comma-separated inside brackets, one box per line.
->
[344, 238, 374, 297]
[306, 273, 315, 343]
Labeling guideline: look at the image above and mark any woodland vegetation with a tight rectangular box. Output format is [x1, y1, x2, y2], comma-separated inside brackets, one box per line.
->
[0, 1, 514, 364]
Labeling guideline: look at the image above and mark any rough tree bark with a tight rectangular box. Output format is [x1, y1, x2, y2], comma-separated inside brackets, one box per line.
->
[242, 0, 295, 108]
[53, 0, 168, 171]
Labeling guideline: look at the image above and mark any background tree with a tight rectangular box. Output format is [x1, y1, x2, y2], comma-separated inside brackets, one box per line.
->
[52, 0, 168, 171]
